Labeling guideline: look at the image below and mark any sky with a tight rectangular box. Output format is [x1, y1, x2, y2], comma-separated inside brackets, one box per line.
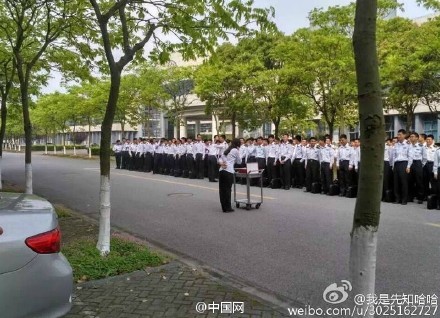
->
[253, 0, 433, 34]
[44, 1, 433, 93]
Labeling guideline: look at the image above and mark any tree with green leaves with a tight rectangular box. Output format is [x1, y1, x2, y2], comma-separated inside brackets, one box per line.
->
[135, 64, 169, 137]
[275, 25, 357, 138]
[161, 66, 198, 137]
[378, 17, 439, 131]
[79, 0, 274, 254]
[195, 43, 253, 138]
[0, 0, 85, 194]
[349, 1, 423, 315]
[350, 2, 385, 314]
[0, 52, 16, 190]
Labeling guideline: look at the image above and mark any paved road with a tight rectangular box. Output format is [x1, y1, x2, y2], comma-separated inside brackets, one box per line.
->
[3, 153, 440, 307]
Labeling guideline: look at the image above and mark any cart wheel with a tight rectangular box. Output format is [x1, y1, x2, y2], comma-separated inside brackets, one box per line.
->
[256, 203, 261, 209]
[236, 203, 240, 208]
[246, 204, 251, 210]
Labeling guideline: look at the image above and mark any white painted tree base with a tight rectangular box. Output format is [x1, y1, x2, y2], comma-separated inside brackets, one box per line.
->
[350, 226, 378, 318]
[25, 163, 33, 194]
[97, 175, 111, 255]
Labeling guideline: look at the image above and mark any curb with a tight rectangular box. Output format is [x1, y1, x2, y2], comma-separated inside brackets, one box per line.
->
[63, 208, 305, 316]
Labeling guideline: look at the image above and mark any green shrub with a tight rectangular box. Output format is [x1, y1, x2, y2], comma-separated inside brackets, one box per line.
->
[31, 145, 86, 151]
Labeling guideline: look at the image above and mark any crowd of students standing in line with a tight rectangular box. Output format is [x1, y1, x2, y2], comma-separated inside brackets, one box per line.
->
[112, 128, 439, 209]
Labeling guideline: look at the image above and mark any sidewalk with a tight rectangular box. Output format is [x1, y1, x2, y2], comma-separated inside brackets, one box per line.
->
[60, 211, 294, 318]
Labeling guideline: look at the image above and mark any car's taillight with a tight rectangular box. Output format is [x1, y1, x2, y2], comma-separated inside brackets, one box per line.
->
[25, 227, 61, 254]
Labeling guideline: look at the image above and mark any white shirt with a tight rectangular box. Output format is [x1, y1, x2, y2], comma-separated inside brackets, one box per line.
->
[219, 148, 241, 174]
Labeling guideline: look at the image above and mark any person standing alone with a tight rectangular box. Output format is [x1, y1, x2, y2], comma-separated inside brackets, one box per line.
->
[218, 139, 241, 213]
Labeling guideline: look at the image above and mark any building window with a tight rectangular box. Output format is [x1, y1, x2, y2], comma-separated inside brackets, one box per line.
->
[424, 119, 438, 140]
[385, 116, 394, 139]
[349, 125, 360, 140]
[263, 122, 272, 137]
[200, 123, 212, 133]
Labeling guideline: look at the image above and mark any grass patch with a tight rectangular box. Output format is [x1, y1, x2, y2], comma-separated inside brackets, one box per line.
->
[1, 182, 24, 193]
[62, 236, 164, 282]
[55, 205, 72, 219]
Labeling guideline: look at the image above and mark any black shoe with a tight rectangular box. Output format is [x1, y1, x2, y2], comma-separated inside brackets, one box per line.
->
[401, 202, 407, 205]
[417, 200, 423, 204]
[392, 201, 400, 204]
[209, 180, 218, 182]
[285, 187, 290, 190]
[224, 209, 234, 213]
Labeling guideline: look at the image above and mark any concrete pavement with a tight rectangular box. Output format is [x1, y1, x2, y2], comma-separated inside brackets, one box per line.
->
[3, 152, 440, 309]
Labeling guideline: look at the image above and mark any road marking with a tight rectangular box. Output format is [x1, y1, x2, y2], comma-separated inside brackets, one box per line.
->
[426, 223, 440, 228]
[108, 170, 275, 200]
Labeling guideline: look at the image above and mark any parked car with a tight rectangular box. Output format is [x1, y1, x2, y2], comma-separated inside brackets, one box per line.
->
[0, 192, 72, 318]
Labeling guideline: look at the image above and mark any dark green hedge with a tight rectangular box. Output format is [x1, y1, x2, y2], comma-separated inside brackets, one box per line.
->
[31, 145, 87, 151]
[90, 148, 114, 156]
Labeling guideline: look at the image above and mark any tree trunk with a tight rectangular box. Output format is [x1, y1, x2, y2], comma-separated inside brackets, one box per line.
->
[0, 96, 7, 190]
[88, 119, 92, 158]
[97, 69, 122, 255]
[350, 1, 384, 317]
[63, 130, 66, 155]
[73, 123, 77, 155]
[231, 112, 236, 139]
[18, 79, 33, 194]
[273, 117, 281, 138]
[328, 122, 334, 140]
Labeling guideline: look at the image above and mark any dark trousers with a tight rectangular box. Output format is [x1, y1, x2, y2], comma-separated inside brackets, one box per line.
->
[129, 152, 137, 170]
[338, 160, 350, 194]
[409, 160, 423, 201]
[292, 158, 305, 188]
[179, 154, 187, 177]
[144, 152, 153, 172]
[208, 155, 218, 181]
[115, 153, 122, 169]
[195, 153, 204, 179]
[306, 159, 320, 191]
[436, 168, 440, 206]
[252, 157, 266, 186]
[204, 155, 209, 178]
[219, 170, 234, 211]
[267, 157, 276, 184]
[173, 155, 181, 177]
[135, 154, 143, 171]
[167, 154, 175, 175]
[320, 162, 332, 193]
[351, 162, 360, 187]
[280, 159, 292, 189]
[186, 154, 195, 178]
[394, 161, 409, 203]
[153, 154, 162, 174]
[383, 161, 393, 198]
[121, 151, 129, 169]
[423, 162, 435, 197]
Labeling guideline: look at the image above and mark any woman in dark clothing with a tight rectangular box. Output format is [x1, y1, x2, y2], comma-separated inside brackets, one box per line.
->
[218, 138, 242, 213]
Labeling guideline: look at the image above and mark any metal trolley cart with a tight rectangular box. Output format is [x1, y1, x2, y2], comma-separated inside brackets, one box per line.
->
[233, 168, 264, 210]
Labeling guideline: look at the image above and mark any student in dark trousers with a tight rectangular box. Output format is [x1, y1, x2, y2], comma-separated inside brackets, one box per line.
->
[336, 134, 352, 196]
[383, 138, 393, 200]
[218, 139, 241, 213]
[392, 129, 413, 205]
[112, 140, 123, 169]
[303, 137, 320, 192]
[424, 134, 437, 198]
